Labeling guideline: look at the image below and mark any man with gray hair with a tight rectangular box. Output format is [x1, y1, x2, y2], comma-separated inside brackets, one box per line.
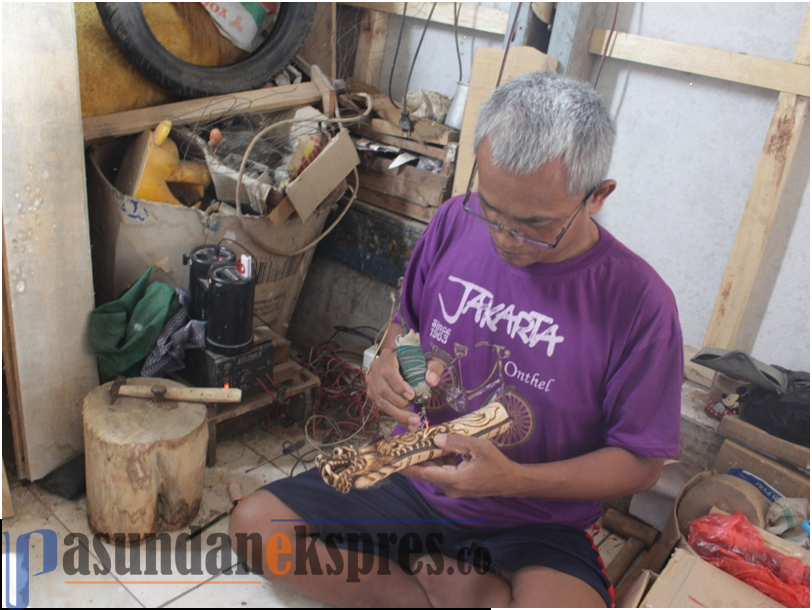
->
[231, 72, 683, 607]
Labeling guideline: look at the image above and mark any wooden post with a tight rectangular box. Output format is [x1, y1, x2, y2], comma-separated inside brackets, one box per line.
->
[353, 9, 390, 87]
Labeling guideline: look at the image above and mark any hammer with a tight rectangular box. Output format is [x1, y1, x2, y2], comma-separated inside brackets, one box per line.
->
[109, 376, 242, 405]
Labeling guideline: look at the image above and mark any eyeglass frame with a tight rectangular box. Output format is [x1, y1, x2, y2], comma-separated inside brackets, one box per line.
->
[461, 161, 597, 250]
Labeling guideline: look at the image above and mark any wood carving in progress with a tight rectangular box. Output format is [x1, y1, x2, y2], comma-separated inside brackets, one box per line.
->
[317, 402, 510, 493]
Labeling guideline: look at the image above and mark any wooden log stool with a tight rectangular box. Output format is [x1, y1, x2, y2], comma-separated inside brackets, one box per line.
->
[83, 377, 208, 544]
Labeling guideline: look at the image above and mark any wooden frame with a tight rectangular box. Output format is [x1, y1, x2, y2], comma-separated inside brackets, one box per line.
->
[590, 10, 810, 385]
[340, 2, 510, 36]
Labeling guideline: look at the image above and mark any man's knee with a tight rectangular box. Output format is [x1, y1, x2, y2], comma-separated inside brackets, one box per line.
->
[228, 489, 306, 575]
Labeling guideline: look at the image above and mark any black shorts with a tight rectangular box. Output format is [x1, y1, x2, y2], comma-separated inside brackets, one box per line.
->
[261, 468, 613, 606]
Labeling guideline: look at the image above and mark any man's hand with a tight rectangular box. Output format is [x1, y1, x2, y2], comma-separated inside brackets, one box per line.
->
[403, 433, 515, 497]
[366, 330, 445, 431]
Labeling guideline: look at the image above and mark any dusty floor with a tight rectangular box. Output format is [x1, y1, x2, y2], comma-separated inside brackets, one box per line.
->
[2, 427, 331, 608]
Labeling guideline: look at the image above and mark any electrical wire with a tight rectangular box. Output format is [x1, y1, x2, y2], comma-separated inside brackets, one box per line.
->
[593, 2, 620, 89]
[453, 3, 463, 83]
[261, 341, 386, 457]
[497, 3, 524, 87]
[388, 3, 410, 109]
[401, 3, 437, 113]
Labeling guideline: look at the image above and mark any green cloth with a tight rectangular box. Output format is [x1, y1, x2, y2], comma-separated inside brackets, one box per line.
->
[90, 268, 180, 383]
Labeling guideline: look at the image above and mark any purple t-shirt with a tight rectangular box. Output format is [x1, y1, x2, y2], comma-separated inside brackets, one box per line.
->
[395, 194, 683, 530]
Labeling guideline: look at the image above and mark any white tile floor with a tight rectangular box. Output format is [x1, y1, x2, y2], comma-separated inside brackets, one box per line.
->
[2, 428, 332, 608]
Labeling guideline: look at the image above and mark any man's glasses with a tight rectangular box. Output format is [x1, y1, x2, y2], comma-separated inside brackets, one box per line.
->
[460, 162, 596, 249]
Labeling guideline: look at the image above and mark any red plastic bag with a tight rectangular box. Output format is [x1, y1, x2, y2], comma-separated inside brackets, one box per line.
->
[688, 512, 810, 607]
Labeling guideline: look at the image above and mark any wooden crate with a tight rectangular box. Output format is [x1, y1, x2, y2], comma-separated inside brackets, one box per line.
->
[351, 127, 457, 222]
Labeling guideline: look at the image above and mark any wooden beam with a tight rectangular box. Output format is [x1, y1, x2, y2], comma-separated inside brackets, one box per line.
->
[602, 508, 658, 548]
[353, 9, 390, 87]
[299, 2, 335, 81]
[3, 3, 100, 480]
[83, 82, 323, 144]
[589, 28, 809, 96]
[352, 126, 447, 159]
[311, 65, 337, 118]
[683, 345, 715, 388]
[340, 2, 509, 35]
[703, 9, 809, 350]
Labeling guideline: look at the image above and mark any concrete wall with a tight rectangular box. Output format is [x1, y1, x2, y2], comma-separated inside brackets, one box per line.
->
[292, 3, 809, 374]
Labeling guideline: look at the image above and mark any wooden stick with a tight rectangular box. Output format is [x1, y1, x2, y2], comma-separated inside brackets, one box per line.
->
[606, 537, 647, 585]
[116, 384, 242, 404]
[83, 82, 322, 144]
[602, 508, 658, 547]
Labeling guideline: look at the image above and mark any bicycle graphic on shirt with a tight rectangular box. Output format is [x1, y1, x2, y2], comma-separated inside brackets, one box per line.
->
[426, 341, 535, 448]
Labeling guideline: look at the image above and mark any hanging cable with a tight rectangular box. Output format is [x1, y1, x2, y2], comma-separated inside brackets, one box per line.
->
[453, 2, 463, 83]
[593, 2, 620, 89]
[401, 2, 437, 112]
[388, 3, 410, 109]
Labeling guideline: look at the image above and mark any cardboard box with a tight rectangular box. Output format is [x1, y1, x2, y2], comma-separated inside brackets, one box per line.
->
[87, 129, 356, 335]
[640, 548, 785, 607]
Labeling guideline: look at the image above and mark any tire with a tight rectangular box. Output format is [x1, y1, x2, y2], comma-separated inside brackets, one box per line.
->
[96, 2, 316, 98]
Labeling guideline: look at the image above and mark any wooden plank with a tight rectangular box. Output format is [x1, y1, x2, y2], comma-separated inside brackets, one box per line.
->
[589, 28, 809, 97]
[717, 416, 810, 471]
[2, 3, 100, 480]
[340, 2, 509, 35]
[452, 46, 558, 196]
[713, 439, 810, 499]
[311, 64, 337, 118]
[601, 508, 658, 547]
[2, 460, 13, 519]
[703, 10, 810, 350]
[683, 344, 715, 388]
[299, 2, 335, 80]
[606, 537, 646, 585]
[357, 187, 436, 223]
[353, 9, 390, 87]
[361, 155, 451, 202]
[353, 126, 447, 160]
[369, 117, 456, 146]
[83, 82, 322, 144]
